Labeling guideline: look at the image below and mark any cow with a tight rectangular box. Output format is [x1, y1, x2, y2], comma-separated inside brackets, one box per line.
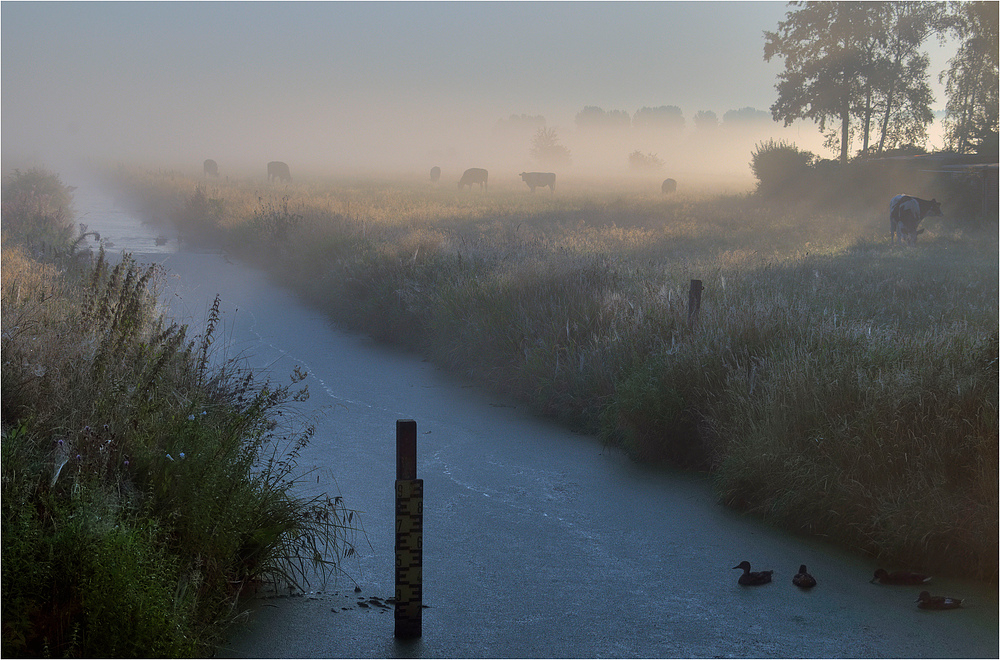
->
[890, 194, 941, 246]
[519, 171, 556, 193]
[458, 167, 488, 191]
[268, 161, 292, 182]
[661, 178, 677, 194]
[203, 159, 219, 177]
[430, 166, 441, 182]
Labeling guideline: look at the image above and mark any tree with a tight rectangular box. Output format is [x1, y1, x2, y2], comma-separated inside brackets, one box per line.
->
[575, 106, 631, 131]
[940, 1, 999, 155]
[529, 127, 572, 168]
[694, 110, 719, 130]
[494, 114, 546, 137]
[764, 2, 940, 163]
[722, 107, 772, 125]
[864, 3, 943, 156]
[632, 106, 685, 132]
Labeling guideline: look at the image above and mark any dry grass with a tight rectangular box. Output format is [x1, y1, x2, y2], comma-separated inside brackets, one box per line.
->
[105, 165, 998, 580]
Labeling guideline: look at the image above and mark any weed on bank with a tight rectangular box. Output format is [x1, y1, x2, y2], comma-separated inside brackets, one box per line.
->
[1, 169, 360, 657]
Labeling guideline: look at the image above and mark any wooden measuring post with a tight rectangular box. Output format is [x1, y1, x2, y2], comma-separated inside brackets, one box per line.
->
[687, 279, 703, 329]
[394, 420, 423, 638]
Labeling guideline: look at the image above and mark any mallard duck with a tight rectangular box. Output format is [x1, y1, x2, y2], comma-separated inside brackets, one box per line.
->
[916, 591, 963, 610]
[870, 568, 931, 585]
[792, 564, 817, 588]
[733, 561, 773, 586]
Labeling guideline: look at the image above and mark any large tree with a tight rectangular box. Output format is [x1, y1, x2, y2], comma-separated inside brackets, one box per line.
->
[764, 2, 941, 162]
[940, 1, 999, 155]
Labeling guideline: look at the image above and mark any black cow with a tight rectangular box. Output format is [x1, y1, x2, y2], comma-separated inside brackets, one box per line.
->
[430, 166, 441, 182]
[519, 171, 556, 193]
[890, 194, 941, 245]
[203, 159, 219, 177]
[458, 168, 488, 191]
[661, 178, 677, 194]
[268, 161, 292, 182]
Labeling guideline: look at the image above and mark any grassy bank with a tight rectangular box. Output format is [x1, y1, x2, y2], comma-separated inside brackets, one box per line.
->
[107, 166, 998, 581]
[1, 169, 360, 657]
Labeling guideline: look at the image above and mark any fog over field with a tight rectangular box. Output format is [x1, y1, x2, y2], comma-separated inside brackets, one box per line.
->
[1, 2, 956, 183]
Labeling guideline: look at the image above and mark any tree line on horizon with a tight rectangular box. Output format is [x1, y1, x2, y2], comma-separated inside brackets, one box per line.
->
[496, 2, 997, 169]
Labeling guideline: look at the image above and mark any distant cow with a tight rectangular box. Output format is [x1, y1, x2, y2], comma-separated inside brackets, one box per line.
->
[519, 171, 556, 193]
[204, 159, 219, 177]
[890, 194, 941, 245]
[458, 168, 488, 191]
[661, 178, 677, 194]
[268, 161, 292, 182]
[430, 166, 441, 182]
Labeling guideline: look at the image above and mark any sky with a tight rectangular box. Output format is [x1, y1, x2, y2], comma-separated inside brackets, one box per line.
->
[1, 1, 958, 179]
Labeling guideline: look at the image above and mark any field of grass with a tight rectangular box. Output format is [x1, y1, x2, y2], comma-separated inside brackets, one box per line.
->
[1, 169, 361, 657]
[106, 166, 998, 581]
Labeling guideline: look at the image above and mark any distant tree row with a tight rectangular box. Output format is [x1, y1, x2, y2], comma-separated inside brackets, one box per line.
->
[572, 105, 774, 133]
[765, 1, 997, 162]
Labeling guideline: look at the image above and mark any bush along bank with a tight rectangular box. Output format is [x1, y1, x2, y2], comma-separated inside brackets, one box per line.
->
[1, 168, 361, 657]
[105, 167, 998, 582]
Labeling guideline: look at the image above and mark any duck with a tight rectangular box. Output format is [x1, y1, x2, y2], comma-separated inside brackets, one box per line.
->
[916, 591, 963, 610]
[870, 568, 931, 585]
[792, 564, 817, 588]
[733, 561, 773, 586]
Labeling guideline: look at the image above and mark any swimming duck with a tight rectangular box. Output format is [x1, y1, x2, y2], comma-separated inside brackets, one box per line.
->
[870, 568, 931, 585]
[792, 564, 817, 588]
[916, 591, 963, 610]
[733, 561, 773, 586]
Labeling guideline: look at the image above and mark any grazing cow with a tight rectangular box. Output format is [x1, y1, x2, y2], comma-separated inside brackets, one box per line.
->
[430, 166, 441, 182]
[268, 161, 292, 182]
[519, 171, 556, 193]
[890, 194, 941, 245]
[458, 168, 488, 191]
[203, 159, 219, 177]
[661, 178, 677, 194]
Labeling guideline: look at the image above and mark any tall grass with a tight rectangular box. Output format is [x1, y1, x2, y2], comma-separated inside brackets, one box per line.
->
[104, 166, 998, 580]
[2, 169, 361, 657]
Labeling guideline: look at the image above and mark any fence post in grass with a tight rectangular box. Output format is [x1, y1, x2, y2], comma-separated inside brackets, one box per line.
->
[394, 419, 423, 639]
[687, 279, 703, 329]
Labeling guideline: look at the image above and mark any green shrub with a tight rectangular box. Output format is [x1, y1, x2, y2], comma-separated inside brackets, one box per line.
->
[750, 138, 815, 198]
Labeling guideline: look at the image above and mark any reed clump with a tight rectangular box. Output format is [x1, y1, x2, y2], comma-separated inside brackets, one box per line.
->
[104, 166, 998, 580]
[2, 169, 360, 657]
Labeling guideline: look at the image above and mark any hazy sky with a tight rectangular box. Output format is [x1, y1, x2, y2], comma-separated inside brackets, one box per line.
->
[1, 1, 958, 176]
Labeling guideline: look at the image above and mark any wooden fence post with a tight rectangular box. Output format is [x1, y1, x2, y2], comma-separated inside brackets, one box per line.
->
[688, 279, 703, 329]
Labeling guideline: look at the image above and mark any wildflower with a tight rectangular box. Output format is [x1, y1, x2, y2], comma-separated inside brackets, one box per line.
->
[76, 454, 82, 461]
[179, 452, 186, 459]
[188, 414, 195, 421]
[201, 410, 207, 416]
[124, 459, 130, 467]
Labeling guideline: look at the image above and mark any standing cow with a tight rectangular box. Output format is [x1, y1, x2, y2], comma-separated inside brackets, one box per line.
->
[519, 172, 556, 193]
[458, 168, 488, 191]
[203, 159, 219, 177]
[890, 194, 941, 245]
[430, 166, 441, 182]
[268, 161, 292, 182]
[661, 178, 677, 194]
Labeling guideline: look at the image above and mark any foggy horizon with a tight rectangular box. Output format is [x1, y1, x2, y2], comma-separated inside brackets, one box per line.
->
[2, 2, 958, 183]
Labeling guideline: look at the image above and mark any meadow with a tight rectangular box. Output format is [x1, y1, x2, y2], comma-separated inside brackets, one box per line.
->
[107, 166, 998, 581]
[1, 169, 361, 657]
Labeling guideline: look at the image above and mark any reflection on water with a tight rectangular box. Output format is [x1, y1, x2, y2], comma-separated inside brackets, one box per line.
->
[70, 183, 177, 256]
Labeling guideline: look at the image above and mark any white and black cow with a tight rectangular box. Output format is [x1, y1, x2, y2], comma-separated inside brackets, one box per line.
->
[519, 171, 556, 193]
[890, 194, 941, 246]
